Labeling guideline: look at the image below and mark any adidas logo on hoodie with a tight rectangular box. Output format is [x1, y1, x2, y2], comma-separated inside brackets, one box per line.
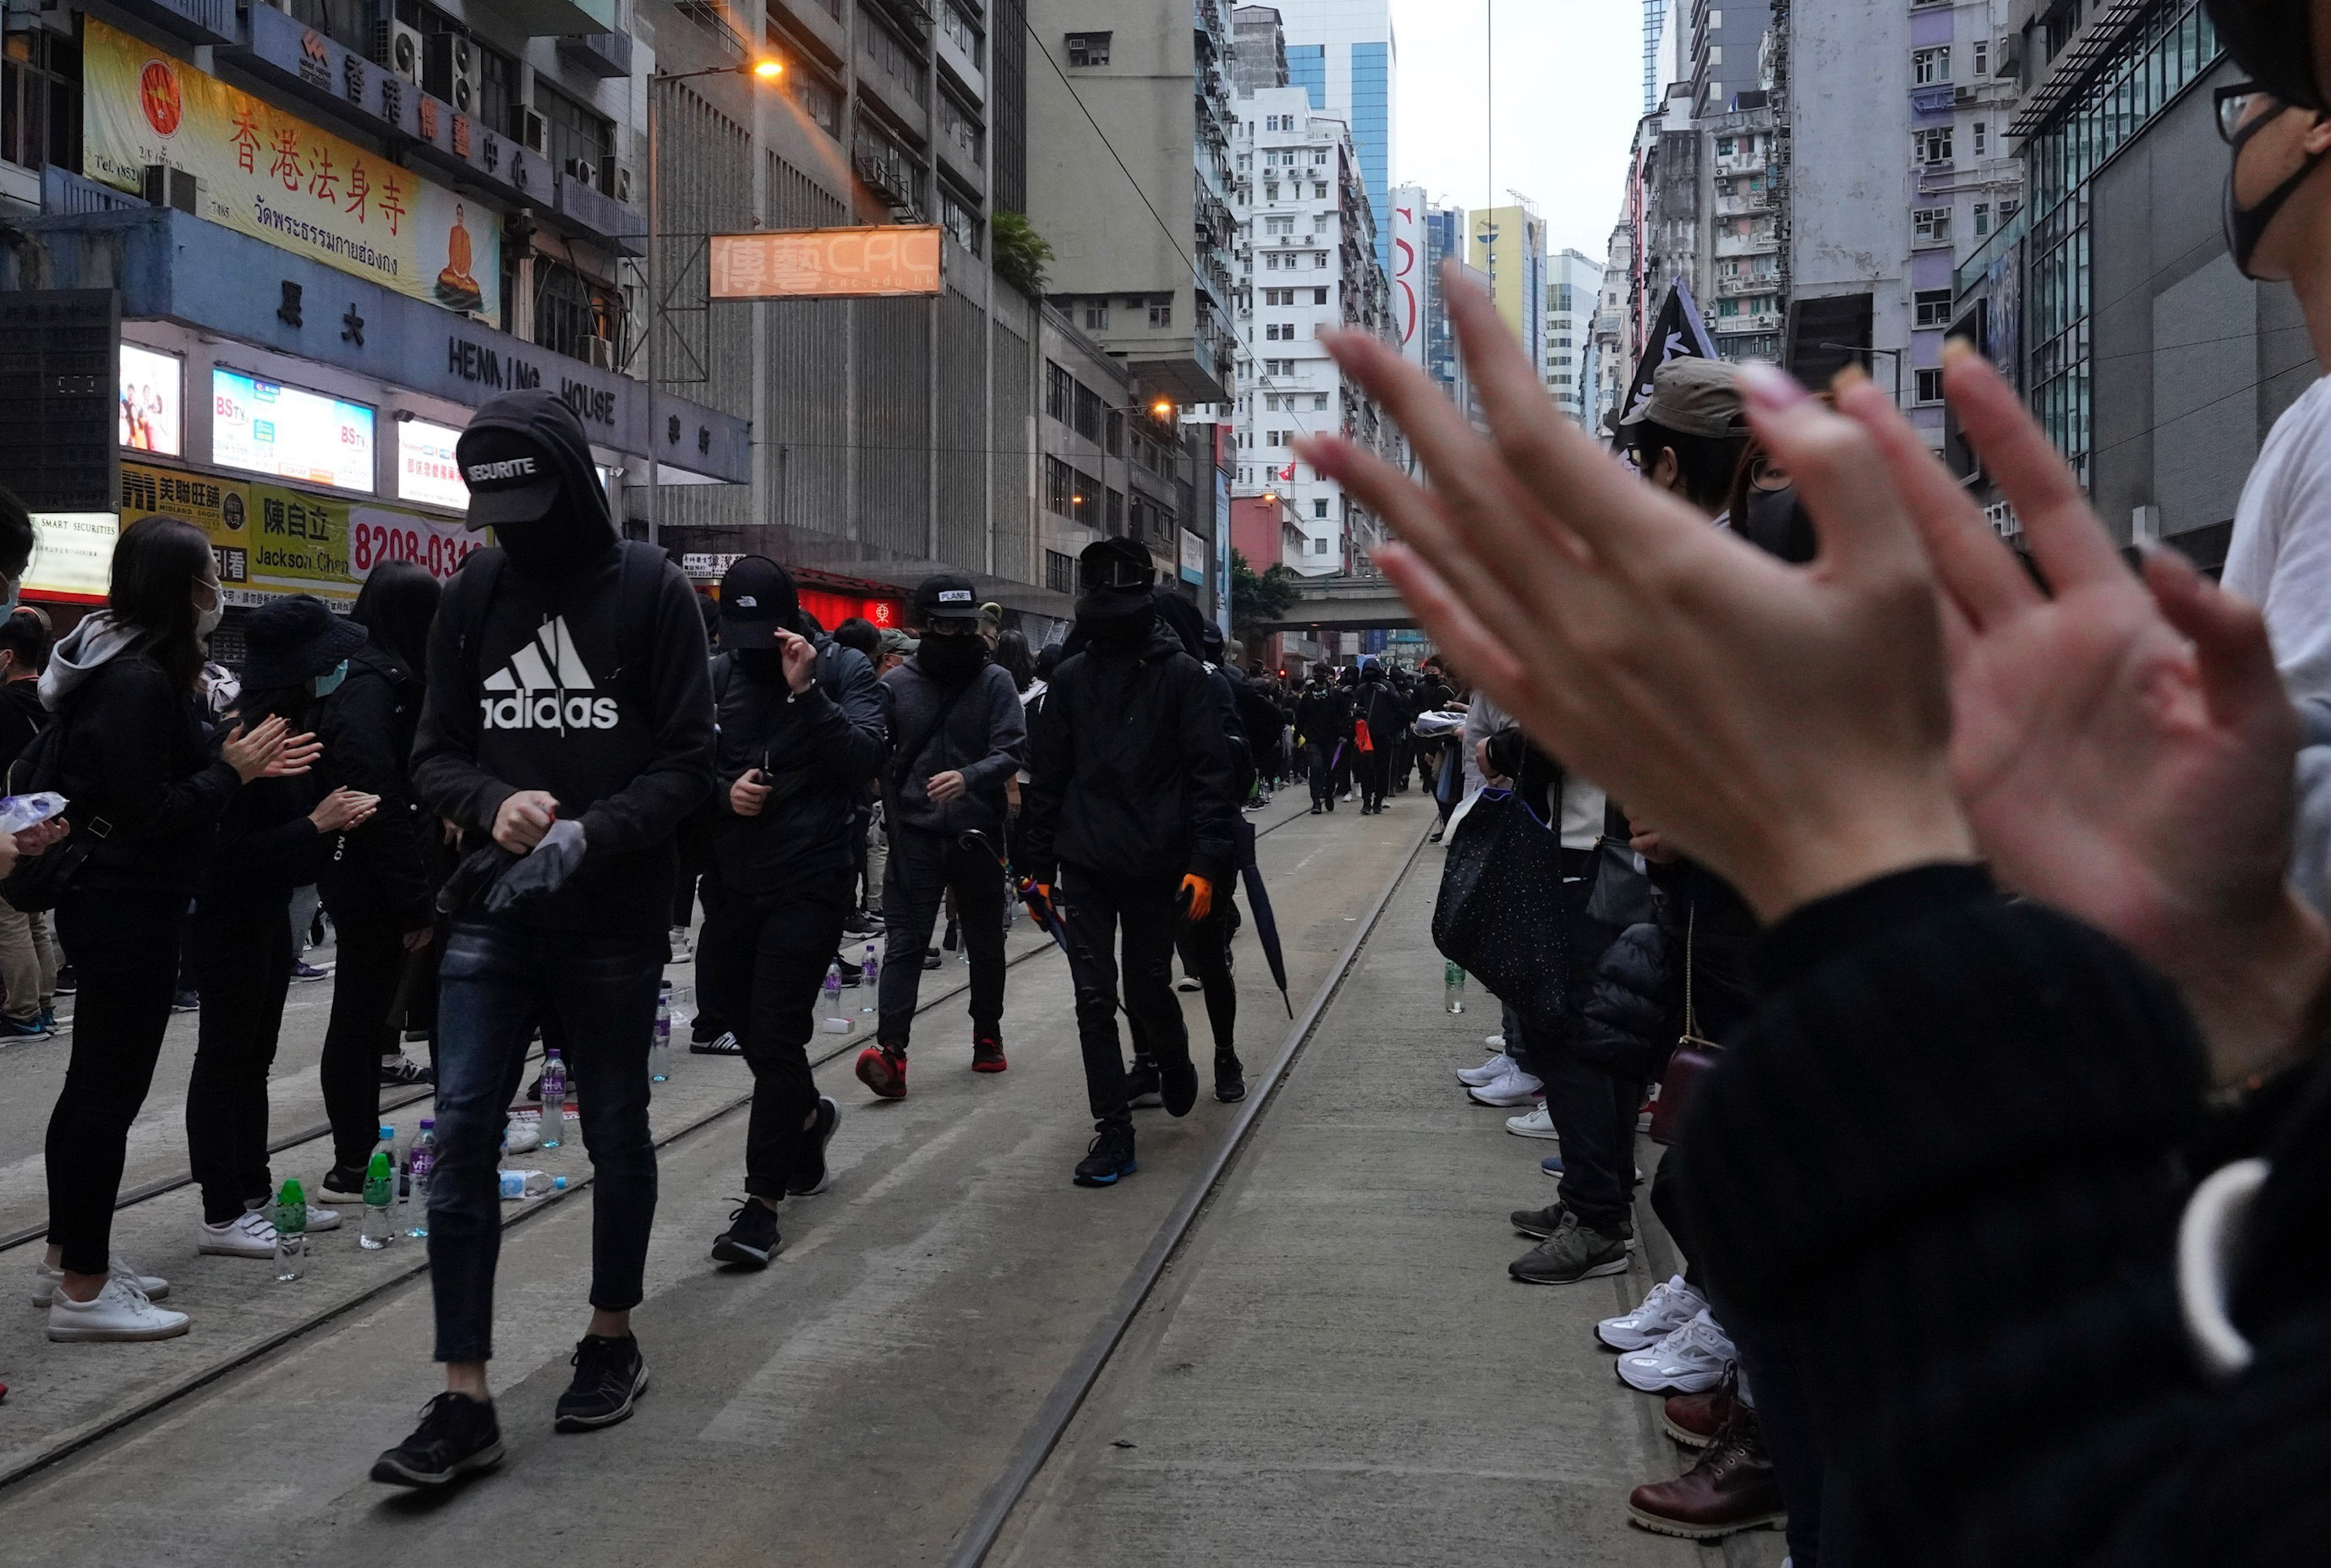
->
[481, 616, 621, 731]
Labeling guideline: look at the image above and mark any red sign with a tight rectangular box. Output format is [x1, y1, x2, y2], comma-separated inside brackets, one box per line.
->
[799, 587, 901, 633]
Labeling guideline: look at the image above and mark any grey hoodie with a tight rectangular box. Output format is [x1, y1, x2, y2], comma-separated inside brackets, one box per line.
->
[38, 612, 144, 712]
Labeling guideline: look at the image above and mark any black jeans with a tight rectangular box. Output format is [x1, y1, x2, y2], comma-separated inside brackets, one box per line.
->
[690, 872, 739, 1044]
[1060, 868, 1190, 1134]
[1305, 740, 1335, 806]
[186, 902, 295, 1224]
[1359, 749, 1391, 810]
[877, 827, 1006, 1050]
[1128, 895, 1237, 1061]
[318, 912, 411, 1173]
[428, 915, 663, 1363]
[698, 870, 855, 1201]
[1530, 1023, 1643, 1236]
[46, 886, 183, 1276]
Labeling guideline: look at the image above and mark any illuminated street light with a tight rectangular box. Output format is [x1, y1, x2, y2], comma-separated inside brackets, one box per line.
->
[752, 57, 785, 79]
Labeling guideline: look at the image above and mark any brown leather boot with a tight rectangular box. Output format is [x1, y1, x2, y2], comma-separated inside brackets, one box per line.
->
[1662, 1374, 1737, 1450]
[1627, 1398, 1786, 1539]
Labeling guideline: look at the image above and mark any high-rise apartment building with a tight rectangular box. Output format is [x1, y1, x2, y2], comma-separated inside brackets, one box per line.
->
[1261, 2, 1394, 274]
[1545, 249, 1606, 425]
[1690, 0, 1773, 112]
[1470, 203, 1547, 379]
[1228, 57, 1392, 576]
[1644, 0, 1672, 111]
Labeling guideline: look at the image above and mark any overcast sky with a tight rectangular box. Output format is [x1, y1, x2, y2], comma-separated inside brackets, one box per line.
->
[1390, 0, 1646, 263]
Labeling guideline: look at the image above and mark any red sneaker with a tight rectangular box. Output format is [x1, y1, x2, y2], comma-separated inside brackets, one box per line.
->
[855, 1045, 907, 1099]
[971, 1032, 1007, 1073]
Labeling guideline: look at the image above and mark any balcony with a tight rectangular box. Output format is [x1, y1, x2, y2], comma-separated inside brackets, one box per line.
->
[1712, 189, 1770, 217]
[1910, 83, 1957, 117]
[1714, 230, 1778, 258]
[558, 31, 634, 80]
[1713, 273, 1779, 298]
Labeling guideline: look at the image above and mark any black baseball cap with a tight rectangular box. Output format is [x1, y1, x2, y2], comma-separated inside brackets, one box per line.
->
[1079, 538, 1154, 593]
[718, 555, 801, 650]
[912, 572, 982, 627]
[455, 423, 562, 528]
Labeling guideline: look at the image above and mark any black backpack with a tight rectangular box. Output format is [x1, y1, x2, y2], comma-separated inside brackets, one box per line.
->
[0, 712, 104, 912]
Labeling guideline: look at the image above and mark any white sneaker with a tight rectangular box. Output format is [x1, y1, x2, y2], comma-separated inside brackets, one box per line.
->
[303, 1203, 342, 1232]
[1614, 1307, 1737, 1394]
[503, 1111, 542, 1156]
[1504, 1104, 1559, 1139]
[667, 926, 693, 963]
[198, 1210, 280, 1258]
[1465, 1064, 1544, 1107]
[1596, 1273, 1706, 1352]
[30, 1253, 170, 1306]
[1484, 1034, 1506, 1052]
[1455, 1052, 1512, 1088]
[47, 1276, 189, 1341]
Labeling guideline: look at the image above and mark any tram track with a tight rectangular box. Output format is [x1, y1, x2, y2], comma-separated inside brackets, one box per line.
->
[0, 794, 1332, 1494]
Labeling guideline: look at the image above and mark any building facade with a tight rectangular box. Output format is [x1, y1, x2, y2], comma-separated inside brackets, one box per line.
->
[1545, 248, 1605, 423]
[1261, 0, 1393, 274]
[1469, 201, 1547, 380]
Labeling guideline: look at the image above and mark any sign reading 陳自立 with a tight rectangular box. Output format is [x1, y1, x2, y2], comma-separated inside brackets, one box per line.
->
[82, 18, 501, 320]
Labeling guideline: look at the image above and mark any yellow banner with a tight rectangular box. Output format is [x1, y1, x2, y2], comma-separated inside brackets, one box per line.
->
[82, 18, 501, 320]
[118, 461, 484, 605]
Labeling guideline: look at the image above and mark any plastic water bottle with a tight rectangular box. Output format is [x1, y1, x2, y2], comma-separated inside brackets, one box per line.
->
[652, 982, 673, 1083]
[539, 1049, 568, 1149]
[1444, 960, 1467, 1015]
[273, 1178, 308, 1281]
[861, 942, 879, 1013]
[360, 1150, 396, 1249]
[406, 1119, 435, 1239]
[821, 962, 850, 1032]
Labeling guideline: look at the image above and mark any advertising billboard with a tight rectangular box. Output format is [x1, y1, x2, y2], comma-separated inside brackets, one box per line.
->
[212, 368, 376, 493]
[119, 342, 183, 456]
[397, 417, 468, 511]
[23, 513, 121, 604]
[709, 227, 943, 299]
[1390, 185, 1425, 366]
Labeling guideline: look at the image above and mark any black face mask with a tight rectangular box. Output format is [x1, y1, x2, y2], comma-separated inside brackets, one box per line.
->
[916, 631, 986, 680]
[1075, 588, 1154, 649]
[733, 647, 789, 686]
[2208, 0, 2325, 113]
[2225, 101, 2330, 277]
[493, 516, 572, 576]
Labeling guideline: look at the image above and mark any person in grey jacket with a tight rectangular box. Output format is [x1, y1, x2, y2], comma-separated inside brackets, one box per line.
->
[856, 574, 1027, 1097]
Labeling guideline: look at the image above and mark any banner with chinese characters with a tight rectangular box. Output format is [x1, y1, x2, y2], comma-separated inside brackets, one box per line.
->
[119, 460, 483, 606]
[82, 19, 501, 320]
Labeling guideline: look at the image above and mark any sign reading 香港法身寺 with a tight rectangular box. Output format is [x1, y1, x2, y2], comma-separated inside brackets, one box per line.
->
[708, 227, 942, 299]
[81, 18, 501, 320]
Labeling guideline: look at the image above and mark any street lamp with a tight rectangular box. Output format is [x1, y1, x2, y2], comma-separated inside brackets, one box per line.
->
[644, 57, 785, 545]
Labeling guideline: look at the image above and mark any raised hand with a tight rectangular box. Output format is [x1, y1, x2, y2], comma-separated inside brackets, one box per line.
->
[220, 713, 293, 782]
[1294, 261, 1973, 924]
[1836, 345, 2329, 1082]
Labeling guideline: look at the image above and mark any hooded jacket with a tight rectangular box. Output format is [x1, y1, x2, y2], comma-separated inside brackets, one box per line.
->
[1293, 680, 1350, 750]
[317, 641, 436, 929]
[412, 391, 716, 936]
[200, 687, 329, 916]
[1355, 672, 1407, 752]
[710, 636, 887, 895]
[1019, 615, 1239, 888]
[882, 648, 1026, 839]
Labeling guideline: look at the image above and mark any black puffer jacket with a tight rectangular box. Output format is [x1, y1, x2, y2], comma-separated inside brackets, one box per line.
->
[1573, 920, 1673, 1078]
[712, 641, 887, 895]
[1020, 620, 1239, 888]
[317, 643, 435, 929]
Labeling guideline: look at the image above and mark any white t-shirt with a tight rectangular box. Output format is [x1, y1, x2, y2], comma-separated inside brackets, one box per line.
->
[1458, 689, 1606, 850]
[2227, 374, 2331, 705]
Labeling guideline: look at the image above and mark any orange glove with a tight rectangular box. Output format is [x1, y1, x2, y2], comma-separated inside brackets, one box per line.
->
[1179, 873, 1213, 923]
[1022, 881, 1053, 919]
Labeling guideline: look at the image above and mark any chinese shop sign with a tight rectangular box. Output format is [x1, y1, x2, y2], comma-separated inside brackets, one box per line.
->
[83, 19, 501, 320]
[708, 227, 942, 299]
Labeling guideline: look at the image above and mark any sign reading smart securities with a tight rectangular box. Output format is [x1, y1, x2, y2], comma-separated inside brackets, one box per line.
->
[708, 227, 942, 299]
[82, 18, 501, 320]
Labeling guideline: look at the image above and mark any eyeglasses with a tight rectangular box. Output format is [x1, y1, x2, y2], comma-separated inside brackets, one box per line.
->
[2217, 82, 2280, 144]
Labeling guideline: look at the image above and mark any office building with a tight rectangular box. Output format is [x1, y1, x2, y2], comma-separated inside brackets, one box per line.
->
[1545, 249, 1605, 424]
[1261, 1, 1393, 273]
[1689, 0, 1773, 113]
[1470, 201, 1546, 380]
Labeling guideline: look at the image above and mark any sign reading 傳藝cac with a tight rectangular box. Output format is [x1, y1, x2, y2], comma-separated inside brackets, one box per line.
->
[82, 19, 500, 320]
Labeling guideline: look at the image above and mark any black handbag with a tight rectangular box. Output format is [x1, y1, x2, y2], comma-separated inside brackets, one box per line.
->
[1584, 798, 1660, 928]
[1431, 788, 1573, 1032]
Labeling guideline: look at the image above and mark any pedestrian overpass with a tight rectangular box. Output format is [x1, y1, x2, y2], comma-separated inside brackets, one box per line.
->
[1249, 576, 1417, 634]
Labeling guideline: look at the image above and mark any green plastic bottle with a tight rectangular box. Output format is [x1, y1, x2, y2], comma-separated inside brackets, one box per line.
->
[360, 1151, 396, 1250]
[274, 1177, 308, 1281]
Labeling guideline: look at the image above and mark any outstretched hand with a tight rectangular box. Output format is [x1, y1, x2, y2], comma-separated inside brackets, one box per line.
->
[1836, 345, 2328, 1082]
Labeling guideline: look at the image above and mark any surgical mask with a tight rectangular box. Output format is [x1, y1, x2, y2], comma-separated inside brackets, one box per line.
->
[0, 573, 19, 615]
[194, 584, 224, 638]
[312, 659, 349, 698]
[2208, 0, 2325, 114]
[2225, 100, 2330, 277]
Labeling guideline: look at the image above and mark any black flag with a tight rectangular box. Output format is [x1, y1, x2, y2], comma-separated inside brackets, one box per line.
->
[1611, 279, 1719, 444]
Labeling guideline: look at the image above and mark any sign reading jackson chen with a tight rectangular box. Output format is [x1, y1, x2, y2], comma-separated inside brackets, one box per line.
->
[82, 18, 501, 320]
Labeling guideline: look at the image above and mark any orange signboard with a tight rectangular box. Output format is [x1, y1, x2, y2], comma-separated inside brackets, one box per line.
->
[709, 226, 943, 299]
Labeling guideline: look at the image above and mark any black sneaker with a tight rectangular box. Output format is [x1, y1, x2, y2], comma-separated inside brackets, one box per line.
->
[711, 1199, 784, 1268]
[787, 1096, 841, 1196]
[554, 1334, 648, 1430]
[1213, 1051, 1246, 1103]
[53, 965, 76, 996]
[1073, 1126, 1137, 1187]
[1160, 1060, 1199, 1117]
[380, 1056, 435, 1087]
[1511, 1201, 1635, 1247]
[1509, 1212, 1630, 1286]
[690, 1030, 741, 1056]
[171, 988, 200, 1013]
[317, 1165, 368, 1204]
[922, 948, 942, 971]
[370, 1391, 504, 1486]
[1124, 1063, 1163, 1108]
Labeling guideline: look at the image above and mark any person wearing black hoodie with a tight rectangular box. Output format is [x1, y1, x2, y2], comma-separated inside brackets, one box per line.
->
[1354, 662, 1404, 814]
[1018, 540, 1239, 1187]
[374, 391, 714, 1487]
[0, 609, 59, 1037]
[313, 562, 445, 1199]
[1293, 669, 1349, 814]
[188, 596, 379, 1262]
[699, 555, 886, 1269]
[858, 572, 1024, 1097]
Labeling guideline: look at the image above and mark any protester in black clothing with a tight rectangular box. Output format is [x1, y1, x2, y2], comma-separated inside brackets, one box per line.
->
[1292, 670, 1349, 813]
[189, 596, 379, 1258]
[38, 517, 305, 1343]
[1018, 540, 1239, 1187]
[313, 563, 445, 1194]
[1354, 663, 1405, 813]
[1331, 664, 1360, 800]
[860, 574, 1022, 1096]
[700, 556, 887, 1265]
[375, 391, 714, 1484]
[0, 609, 59, 1037]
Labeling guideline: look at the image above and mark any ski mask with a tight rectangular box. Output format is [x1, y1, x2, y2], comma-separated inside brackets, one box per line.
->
[2224, 94, 2331, 278]
[915, 626, 988, 680]
[1075, 538, 1158, 652]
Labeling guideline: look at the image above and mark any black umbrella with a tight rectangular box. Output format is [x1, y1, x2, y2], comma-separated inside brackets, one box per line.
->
[1236, 817, 1294, 1019]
